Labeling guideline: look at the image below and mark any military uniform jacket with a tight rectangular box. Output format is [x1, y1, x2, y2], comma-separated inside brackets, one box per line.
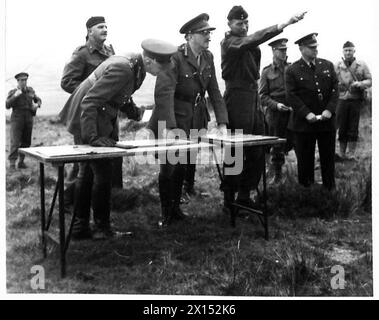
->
[64, 54, 145, 144]
[259, 61, 290, 110]
[221, 25, 282, 88]
[285, 58, 339, 132]
[61, 40, 115, 94]
[148, 43, 228, 137]
[334, 59, 372, 100]
[6, 87, 42, 114]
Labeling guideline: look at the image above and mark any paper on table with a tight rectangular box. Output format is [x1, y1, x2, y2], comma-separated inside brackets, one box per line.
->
[29, 145, 125, 157]
[204, 133, 279, 143]
[116, 139, 192, 149]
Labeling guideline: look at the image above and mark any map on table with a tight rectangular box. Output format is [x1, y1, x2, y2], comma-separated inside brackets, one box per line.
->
[116, 139, 192, 149]
[21, 145, 126, 158]
[203, 134, 279, 143]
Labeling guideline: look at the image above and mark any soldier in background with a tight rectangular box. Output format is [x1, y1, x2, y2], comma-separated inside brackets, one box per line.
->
[6, 72, 41, 170]
[334, 41, 372, 160]
[59, 16, 121, 213]
[60, 16, 115, 94]
[259, 38, 293, 184]
[285, 33, 339, 190]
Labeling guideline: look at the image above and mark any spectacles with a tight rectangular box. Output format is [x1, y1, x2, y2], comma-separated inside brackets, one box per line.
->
[195, 30, 212, 36]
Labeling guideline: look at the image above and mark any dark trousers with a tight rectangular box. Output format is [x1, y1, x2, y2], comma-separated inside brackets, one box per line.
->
[159, 163, 185, 208]
[294, 131, 336, 190]
[222, 87, 265, 199]
[8, 110, 33, 162]
[336, 99, 362, 142]
[184, 148, 198, 189]
[222, 145, 265, 198]
[73, 159, 113, 230]
[265, 109, 293, 169]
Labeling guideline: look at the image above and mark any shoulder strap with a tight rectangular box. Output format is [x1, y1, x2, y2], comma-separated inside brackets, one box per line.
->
[342, 58, 360, 81]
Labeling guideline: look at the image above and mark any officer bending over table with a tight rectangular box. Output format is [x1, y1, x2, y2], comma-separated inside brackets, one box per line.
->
[63, 39, 177, 240]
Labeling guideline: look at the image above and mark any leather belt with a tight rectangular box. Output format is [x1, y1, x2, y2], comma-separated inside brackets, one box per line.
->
[174, 92, 205, 106]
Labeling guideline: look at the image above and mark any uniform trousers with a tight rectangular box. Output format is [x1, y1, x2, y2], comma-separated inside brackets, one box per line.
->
[294, 130, 336, 190]
[73, 158, 113, 230]
[8, 109, 34, 162]
[222, 87, 265, 198]
[336, 99, 362, 142]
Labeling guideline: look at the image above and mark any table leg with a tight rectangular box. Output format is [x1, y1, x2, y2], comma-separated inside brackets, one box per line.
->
[40, 163, 46, 258]
[58, 165, 66, 277]
[262, 147, 269, 240]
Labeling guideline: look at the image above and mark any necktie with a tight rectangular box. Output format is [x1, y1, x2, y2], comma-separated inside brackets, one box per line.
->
[310, 62, 316, 71]
[197, 55, 201, 67]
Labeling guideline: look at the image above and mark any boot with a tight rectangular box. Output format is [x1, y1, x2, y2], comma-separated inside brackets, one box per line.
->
[17, 160, 27, 169]
[347, 142, 357, 160]
[269, 166, 283, 185]
[223, 190, 235, 215]
[183, 164, 197, 197]
[339, 141, 347, 159]
[71, 217, 92, 240]
[158, 206, 172, 228]
[9, 161, 16, 171]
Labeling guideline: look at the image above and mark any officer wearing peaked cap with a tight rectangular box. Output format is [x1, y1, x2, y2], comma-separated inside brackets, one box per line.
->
[220, 6, 306, 210]
[148, 13, 228, 227]
[285, 33, 339, 190]
[259, 38, 293, 185]
[63, 39, 176, 240]
[294, 32, 319, 46]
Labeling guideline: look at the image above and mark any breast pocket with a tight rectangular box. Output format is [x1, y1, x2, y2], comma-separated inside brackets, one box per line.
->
[267, 73, 282, 90]
[201, 66, 212, 83]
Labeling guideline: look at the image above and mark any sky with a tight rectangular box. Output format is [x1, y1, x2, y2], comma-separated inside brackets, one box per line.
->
[3, 0, 378, 115]
[1, 0, 379, 298]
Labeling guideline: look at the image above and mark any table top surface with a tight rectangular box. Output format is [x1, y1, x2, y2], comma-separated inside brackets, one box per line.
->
[201, 134, 286, 146]
[19, 135, 285, 164]
[18, 140, 212, 164]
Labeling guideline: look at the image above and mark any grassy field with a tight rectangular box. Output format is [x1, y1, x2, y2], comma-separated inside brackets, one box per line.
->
[5, 109, 372, 296]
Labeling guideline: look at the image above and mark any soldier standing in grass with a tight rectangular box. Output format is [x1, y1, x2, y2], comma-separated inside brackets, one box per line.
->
[6, 72, 41, 170]
[285, 33, 339, 190]
[148, 13, 228, 227]
[220, 5, 306, 211]
[59, 16, 120, 214]
[259, 38, 294, 184]
[64, 39, 177, 240]
[334, 41, 372, 160]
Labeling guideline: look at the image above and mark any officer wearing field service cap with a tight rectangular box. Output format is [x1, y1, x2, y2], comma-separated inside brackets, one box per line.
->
[334, 40, 371, 160]
[64, 39, 177, 240]
[6, 72, 42, 170]
[259, 38, 293, 185]
[148, 13, 228, 227]
[59, 15, 116, 210]
[285, 33, 339, 190]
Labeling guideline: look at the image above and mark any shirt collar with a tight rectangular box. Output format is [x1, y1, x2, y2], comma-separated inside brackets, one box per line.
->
[86, 39, 105, 53]
[301, 57, 316, 67]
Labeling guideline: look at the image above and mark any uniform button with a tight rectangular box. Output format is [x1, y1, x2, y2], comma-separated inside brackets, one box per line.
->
[185, 74, 189, 78]
[316, 82, 319, 85]
[102, 107, 105, 110]
[318, 89, 321, 92]
[315, 76, 318, 79]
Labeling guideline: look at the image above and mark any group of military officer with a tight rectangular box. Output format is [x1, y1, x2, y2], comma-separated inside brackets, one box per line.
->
[7, 5, 371, 240]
